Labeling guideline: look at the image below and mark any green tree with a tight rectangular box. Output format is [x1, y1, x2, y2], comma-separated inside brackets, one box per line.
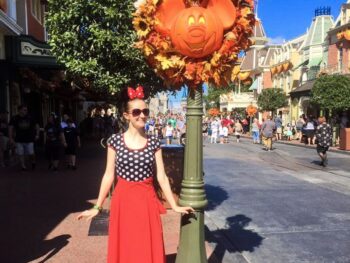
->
[204, 84, 235, 108]
[46, 0, 162, 95]
[257, 88, 288, 115]
[311, 75, 350, 111]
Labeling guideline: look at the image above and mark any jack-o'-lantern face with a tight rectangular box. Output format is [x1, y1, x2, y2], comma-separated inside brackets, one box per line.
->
[171, 7, 223, 58]
[155, 0, 237, 58]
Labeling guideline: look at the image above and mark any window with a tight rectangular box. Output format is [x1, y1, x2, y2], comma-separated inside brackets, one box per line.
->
[338, 47, 343, 72]
[31, 0, 42, 23]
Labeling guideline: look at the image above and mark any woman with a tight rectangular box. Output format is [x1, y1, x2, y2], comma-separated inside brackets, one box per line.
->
[77, 86, 193, 263]
[315, 116, 332, 167]
[234, 119, 243, 143]
[304, 117, 315, 145]
[165, 122, 174, 145]
[44, 114, 66, 171]
[251, 118, 260, 144]
[295, 115, 305, 142]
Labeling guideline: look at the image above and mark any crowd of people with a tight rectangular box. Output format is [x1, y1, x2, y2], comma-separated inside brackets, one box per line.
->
[0, 105, 80, 171]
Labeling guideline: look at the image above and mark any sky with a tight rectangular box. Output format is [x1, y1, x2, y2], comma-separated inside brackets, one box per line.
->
[168, 0, 346, 108]
[259, 0, 344, 43]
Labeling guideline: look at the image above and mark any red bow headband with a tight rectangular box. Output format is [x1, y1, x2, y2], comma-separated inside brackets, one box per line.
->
[127, 85, 145, 100]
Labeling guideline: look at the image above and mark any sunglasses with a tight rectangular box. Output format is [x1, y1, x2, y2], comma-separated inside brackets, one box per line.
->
[130, 108, 150, 117]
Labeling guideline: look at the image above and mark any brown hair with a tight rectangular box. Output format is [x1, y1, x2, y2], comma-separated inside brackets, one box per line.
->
[318, 116, 326, 124]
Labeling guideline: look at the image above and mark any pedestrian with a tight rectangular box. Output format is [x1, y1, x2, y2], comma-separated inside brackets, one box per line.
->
[219, 123, 225, 144]
[210, 118, 219, 144]
[77, 86, 193, 263]
[304, 117, 315, 145]
[44, 113, 66, 171]
[315, 116, 332, 167]
[223, 125, 229, 144]
[234, 119, 243, 143]
[63, 119, 81, 170]
[251, 118, 260, 144]
[8, 105, 40, 171]
[0, 109, 9, 167]
[261, 115, 276, 151]
[274, 114, 283, 141]
[295, 115, 305, 141]
[165, 122, 174, 145]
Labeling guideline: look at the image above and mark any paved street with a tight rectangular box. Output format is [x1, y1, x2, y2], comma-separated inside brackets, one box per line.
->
[1, 138, 350, 263]
[204, 138, 350, 263]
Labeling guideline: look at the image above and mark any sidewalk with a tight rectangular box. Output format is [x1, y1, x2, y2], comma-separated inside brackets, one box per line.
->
[239, 134, 350, 155]
[0, 140, 217, 263]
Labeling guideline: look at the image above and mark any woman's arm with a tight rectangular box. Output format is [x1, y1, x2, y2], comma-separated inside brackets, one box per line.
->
[155, 150, 194, 214]
[77, 147, 116, 220]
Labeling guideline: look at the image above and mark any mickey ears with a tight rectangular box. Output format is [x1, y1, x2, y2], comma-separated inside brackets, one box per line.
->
[156, 0, 236, 31]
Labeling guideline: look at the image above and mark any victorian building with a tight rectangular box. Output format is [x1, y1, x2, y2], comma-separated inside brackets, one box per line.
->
[0, 0, 83, 127]
[290, 8, 334, 119]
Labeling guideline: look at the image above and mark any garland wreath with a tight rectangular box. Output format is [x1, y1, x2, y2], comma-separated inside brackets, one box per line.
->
[133, 0, 255, 89]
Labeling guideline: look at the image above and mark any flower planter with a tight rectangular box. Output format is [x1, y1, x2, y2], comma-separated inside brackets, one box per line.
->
[339, 128, 350, 151]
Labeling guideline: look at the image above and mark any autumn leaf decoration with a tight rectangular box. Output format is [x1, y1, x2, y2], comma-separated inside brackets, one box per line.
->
[133, 0, 255, 89]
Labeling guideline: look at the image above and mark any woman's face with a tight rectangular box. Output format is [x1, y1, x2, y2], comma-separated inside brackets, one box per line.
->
[124, 99, 149, 130]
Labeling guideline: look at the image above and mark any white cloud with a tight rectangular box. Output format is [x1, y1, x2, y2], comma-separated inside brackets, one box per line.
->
[268, 36, 286, 45]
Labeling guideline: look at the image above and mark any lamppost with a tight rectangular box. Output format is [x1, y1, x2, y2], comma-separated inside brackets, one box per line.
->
[133, 1, 255, 262]
[176, 87, 208, 263]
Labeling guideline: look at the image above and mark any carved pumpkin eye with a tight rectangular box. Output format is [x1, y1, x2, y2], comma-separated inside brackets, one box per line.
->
[188, 16, 195, 26]
[199, 16, 205, 24]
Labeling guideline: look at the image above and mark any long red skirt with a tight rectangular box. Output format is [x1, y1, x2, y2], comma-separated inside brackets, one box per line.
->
[107, 177, 166, 263]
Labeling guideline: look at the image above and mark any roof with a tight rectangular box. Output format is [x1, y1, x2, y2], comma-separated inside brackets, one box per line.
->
[303, 15, 334, 48]
[290, 80, 316, 95]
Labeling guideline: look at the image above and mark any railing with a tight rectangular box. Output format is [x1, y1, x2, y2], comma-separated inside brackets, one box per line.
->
[320, 64, 350, 75]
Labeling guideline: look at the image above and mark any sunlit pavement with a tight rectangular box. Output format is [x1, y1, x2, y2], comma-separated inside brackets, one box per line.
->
[204, 137, 350, 263]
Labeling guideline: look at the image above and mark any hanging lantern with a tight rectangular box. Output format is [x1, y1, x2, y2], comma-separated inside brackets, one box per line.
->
[277, 64, 283, 73]
[208, 108, 220, 116]
[270, 66, 277, 75]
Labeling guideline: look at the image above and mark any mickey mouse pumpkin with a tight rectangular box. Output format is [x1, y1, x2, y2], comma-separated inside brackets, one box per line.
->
[156, 0, 237, 58]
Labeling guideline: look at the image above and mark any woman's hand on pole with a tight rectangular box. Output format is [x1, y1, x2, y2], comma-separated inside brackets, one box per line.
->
[77, 209, 99, 221]
[173, 205, 195, 214]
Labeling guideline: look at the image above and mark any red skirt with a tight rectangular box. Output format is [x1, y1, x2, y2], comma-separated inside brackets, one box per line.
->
[107, 177, 166, 263]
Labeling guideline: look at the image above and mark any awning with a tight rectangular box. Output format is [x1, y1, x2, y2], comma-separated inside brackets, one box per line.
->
[292, 59, 309, 70]
[249, 78, 258, 90]
[308, 58, 322, 68]
[289, 80, 316, 98]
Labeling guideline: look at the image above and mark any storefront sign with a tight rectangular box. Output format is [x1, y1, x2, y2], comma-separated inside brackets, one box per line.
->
[21, 41, 53, 57]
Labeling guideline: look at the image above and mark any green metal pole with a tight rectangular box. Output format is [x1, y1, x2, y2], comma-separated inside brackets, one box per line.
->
[176, 86, 208, 263]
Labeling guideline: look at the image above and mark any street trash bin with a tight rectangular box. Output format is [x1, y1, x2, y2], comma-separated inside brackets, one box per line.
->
[154, 144, 184, 208]
[339, 128, 350, 151]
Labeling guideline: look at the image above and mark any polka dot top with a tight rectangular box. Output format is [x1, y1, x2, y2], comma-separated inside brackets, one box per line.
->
[107, 133, 161, 182]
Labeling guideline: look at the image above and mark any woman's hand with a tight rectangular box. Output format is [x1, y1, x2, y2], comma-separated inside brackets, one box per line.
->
[77, 209, 99, 221]
[173, 205, 195, 214]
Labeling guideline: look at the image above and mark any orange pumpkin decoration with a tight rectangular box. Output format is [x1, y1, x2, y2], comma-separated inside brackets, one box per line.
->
[208, 108, 220, 116]
[156, 0, 237, 58]
[344, 30, 350, 41]
[246, 105, 257, 117]
[283, 62, 290, 71]
[238, 71, 250, 81]
[337, 31, 344, 40]
[277, 64, 283, 73]
[270, 66, 277, 75]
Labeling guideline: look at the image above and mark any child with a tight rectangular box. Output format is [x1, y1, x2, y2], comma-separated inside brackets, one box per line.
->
[77, 86, 193, 263]
[63, 119, 81, 170]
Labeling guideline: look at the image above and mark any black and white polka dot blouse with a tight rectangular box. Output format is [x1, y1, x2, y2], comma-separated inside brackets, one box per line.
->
[107, 133, 161, 182]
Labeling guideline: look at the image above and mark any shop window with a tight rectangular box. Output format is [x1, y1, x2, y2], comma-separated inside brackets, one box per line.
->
[31, 0, 42, 23]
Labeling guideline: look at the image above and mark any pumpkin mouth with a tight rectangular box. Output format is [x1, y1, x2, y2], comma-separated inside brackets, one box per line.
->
[183, 32, 215, 53]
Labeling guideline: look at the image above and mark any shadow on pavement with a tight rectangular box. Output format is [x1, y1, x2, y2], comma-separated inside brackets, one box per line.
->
[206, 214, 263, 262]
[0, 140, 105, 263]
[205, 184, 229, 211]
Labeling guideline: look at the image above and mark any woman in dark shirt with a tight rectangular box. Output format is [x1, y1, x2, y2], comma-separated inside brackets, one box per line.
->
[44, 114, 66, 171]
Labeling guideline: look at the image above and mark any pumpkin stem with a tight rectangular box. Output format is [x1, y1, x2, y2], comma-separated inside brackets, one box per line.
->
[185, 0, 206, 7]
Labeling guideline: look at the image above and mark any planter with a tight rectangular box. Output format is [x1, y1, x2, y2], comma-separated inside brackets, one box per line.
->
[154, 144, 184, 208]
[339, 128, 350, 151]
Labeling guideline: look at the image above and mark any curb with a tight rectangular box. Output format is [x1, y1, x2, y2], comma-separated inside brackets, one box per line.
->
[237, 134, 350, 156]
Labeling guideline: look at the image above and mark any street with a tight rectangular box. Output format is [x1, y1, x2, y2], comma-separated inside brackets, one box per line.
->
[1, 138, 350, 262]
[204, 138, 350, 263]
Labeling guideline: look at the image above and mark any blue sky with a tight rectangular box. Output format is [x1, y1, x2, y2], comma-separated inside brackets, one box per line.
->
[259, 0, 344, 43]
[168, 0, 345, 107]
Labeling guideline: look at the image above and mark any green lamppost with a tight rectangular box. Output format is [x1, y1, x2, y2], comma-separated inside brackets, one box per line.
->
[176, 87, 208, 263]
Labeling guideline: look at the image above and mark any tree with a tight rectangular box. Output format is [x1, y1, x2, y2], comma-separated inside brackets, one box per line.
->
[257, 88, 288, 115]
[46, 0, 163, 95]
[204, 83, 235, 108]
[311, 75, 350, 111]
